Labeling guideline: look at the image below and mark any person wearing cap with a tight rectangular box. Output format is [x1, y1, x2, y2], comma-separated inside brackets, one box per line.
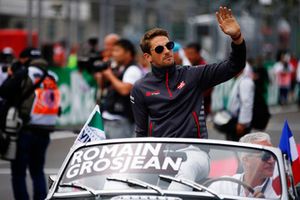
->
[0, 47, 42, 105]
[0, 48, 60, 200]
[19, 47, 42, 66]
[208, 132, 279, 198]
[131, 7, 246, 139]
[173, 42, 191, 66]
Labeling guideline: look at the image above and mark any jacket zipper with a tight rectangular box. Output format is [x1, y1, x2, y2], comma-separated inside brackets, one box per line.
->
[149, 121, 153, 137]
[165, 72, 173, 98]
[192, 111, 201, 138]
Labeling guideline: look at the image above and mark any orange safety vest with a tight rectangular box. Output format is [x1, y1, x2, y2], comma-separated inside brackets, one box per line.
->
[29, 69, 60, 126]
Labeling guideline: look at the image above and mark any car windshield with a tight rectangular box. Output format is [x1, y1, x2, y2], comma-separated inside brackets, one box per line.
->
[56, 141, 282, 199]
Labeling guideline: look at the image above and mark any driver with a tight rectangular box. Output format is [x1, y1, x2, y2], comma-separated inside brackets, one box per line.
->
[208, 132, 279, 199]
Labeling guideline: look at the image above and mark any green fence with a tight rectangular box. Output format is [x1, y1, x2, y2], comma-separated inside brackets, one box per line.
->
[49, 67, 98, 126]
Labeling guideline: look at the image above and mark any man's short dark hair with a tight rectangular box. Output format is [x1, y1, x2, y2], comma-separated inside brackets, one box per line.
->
[186, 42, 202, 53]
[140, 28, 169, 54]
[115, 39, 136, 57]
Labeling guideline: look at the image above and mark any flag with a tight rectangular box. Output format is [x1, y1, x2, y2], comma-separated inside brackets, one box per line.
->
[278, 120, 300, 185]
[272, 165, 281, 195]
[73, 105, 105, 146]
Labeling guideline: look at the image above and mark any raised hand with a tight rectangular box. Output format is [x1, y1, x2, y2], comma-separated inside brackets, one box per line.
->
[216, 6, 243, 44]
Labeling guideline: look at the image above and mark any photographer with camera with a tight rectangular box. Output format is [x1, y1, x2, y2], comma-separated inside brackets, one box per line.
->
[0, 48, 61, 200]
[100, 39, 143, 139]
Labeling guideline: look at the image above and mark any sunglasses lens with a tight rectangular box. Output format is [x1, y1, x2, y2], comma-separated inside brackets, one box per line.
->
[166, 41, 175, 50]
[155, 46, 164, 54]
[261, 152, 273, 161]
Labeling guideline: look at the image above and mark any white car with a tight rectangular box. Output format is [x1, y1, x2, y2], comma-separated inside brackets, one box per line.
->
[46, 138, 300, 200]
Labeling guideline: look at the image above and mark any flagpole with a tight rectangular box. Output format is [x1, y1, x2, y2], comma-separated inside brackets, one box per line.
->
[284, 154, 299, 199]
[279, 120, 300, 198]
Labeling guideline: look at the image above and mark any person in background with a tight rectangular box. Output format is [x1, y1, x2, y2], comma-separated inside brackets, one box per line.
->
[102, 33, 120, 61]
[253, 56, 270, 103]
[19, 47, 42, 68]
[225, 63, 255, 141]
[137, 52, 151, 75]
[173, 42, 183, 65]
[101, 39, 143, 139]
[173, 42, 191, 66]
[273, 51, 293, 105]
[289, 54, 298, 99]
[185, 42, 212, 116]
[53, 40, 66, 67]
[0, 48, 60, 200]
[41, 43, 55, 67]
[66, 44, 79, 69]
[87, 37, 101, 58]
[92, 35, 119, 104]
[185, 42, 206, 66]
[208, 132, 279, 199]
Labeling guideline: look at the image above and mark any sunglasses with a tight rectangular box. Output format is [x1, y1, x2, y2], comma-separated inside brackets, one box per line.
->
[261, 152, 275, 162]
[151, 41, 175, 54]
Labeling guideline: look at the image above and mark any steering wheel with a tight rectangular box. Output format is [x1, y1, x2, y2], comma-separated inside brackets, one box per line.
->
[203, 177, 255, 194]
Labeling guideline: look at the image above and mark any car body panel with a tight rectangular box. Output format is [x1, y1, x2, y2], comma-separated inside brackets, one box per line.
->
[47, 138, 291, 200]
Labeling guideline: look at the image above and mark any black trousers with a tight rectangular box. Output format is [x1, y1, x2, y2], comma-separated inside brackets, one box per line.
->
[10, 129, 50, 200]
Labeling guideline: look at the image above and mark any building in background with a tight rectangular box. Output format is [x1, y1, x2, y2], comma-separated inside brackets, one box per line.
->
[0, 0, 299, 61]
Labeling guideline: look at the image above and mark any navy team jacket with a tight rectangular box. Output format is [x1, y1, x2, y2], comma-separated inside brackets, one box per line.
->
[130, 41, 246, 138]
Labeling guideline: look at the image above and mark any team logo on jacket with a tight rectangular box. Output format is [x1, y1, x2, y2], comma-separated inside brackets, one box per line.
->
[177, 81, 186, 90]
[145, 90, 160, 96]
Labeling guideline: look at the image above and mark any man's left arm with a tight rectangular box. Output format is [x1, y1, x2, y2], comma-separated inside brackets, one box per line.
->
[195, 41, 246, 91]
[192, 7, 246, 90]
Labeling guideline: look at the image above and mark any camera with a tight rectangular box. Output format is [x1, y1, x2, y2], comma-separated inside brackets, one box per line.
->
[77, 55, 110, 73]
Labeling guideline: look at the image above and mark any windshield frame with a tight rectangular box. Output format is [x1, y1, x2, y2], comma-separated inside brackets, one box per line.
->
[46, 137, 288, 200]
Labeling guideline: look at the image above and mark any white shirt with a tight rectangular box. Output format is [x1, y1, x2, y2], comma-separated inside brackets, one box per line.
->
[208, 174, 279, 199]
[227, 75, 255, 125]
[122, 65, 143, 85]
[273, 61, 293, 87]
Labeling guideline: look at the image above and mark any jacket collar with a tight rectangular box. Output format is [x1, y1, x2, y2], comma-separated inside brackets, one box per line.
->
[151, 63, 176, 79]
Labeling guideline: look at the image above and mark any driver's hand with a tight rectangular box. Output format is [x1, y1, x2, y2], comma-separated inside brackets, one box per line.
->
[216, 6, 243, 44]
[253, 191, 265, 198]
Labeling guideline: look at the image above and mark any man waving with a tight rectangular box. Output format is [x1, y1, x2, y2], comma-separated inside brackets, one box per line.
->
[131, 7, 245, 138]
